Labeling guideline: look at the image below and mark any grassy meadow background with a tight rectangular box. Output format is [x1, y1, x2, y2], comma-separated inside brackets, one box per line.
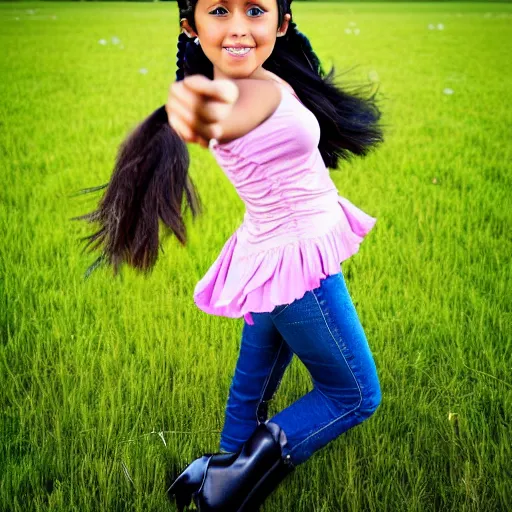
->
[1, 1, 511, 510]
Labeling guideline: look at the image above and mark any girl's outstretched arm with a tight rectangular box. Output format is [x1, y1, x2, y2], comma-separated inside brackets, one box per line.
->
[167, 75, 282, 147]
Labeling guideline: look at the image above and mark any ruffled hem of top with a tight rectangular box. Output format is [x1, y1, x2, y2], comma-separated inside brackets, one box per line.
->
[193, 195, 377, 325]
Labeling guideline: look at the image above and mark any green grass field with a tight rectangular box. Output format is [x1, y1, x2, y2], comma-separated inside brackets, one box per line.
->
[1, 1, 511, 511]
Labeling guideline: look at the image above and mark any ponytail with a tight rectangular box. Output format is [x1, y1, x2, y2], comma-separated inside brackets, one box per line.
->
[73, 95, 202, 277]
[73, 4, 209, 277]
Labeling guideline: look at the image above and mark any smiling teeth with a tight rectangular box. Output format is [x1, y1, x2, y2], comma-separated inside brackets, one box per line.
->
[225, 47, 251, 55]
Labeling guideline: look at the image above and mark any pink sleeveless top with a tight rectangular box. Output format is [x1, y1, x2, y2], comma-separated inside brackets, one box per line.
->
[193, 82, 377, 325]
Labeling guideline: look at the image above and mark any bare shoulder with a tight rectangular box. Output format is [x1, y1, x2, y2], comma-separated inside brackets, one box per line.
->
[232, 77, 282, 98]
[216, 79, 282, 144]
[260, 69, 295, 94]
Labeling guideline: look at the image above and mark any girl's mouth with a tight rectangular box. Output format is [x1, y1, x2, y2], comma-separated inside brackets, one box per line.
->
[223, 47, 253, 58]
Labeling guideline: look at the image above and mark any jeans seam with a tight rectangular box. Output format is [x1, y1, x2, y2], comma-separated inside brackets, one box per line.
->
[287, 290, 363, 457]
[255, 339, 285, 422]
[272, 303, 292, 320]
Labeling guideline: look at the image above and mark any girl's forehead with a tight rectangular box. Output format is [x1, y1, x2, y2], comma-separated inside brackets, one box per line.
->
[199, 0, 275, 7]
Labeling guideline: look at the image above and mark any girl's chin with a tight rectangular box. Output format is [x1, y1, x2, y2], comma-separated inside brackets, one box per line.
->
[215, 64, 261, 80]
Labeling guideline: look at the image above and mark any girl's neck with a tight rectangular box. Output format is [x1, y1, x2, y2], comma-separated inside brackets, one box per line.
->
[213, 67, 293, 93]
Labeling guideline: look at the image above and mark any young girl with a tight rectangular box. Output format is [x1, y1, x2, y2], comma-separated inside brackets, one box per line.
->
[77, 0, 385, 509]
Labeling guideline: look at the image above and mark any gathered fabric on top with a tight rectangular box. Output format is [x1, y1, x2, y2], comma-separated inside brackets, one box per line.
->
[193, 82, 377, 325]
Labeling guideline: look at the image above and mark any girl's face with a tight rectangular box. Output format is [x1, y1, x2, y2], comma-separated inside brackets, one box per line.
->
[181, 0, 291, 80]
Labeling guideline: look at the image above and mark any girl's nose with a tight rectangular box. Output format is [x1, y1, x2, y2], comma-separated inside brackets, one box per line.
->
[226, 10, 250, 38]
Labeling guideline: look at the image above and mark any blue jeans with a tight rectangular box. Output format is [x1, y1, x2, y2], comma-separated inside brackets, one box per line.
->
[219, 270, 382, 466]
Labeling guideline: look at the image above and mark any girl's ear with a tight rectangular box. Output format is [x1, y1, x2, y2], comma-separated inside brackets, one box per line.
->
[180, 18, 197, 39]
[277, 14, 291, 37]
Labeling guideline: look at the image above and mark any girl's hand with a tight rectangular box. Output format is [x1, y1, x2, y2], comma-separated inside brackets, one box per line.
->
[166, 74, 239, 149]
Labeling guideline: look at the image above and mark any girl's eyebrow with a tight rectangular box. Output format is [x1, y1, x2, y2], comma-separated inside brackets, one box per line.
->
[209, 0, 264, 5]
[206, 0, 270, 11]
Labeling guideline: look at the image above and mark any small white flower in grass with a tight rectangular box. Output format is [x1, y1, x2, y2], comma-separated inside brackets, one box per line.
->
[354, 28, 360, 35]
[139, 68, 148, 75]
[344, 28, 352, 35]
[443, 88, 454, 95]
[111, 36, 121, 45]
[428, 24, 436, 30]
[437, 23, 444, 30]
[98, 39, 107, 45]
[368, 70, 379, 83]
[349, 21, 357, 27]
[448, 412, 459, 437]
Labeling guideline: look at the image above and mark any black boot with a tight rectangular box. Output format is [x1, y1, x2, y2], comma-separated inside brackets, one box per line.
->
[193, 421, 295, 511]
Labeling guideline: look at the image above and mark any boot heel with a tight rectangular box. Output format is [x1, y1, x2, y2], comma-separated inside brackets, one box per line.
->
[173, 486, 193, 512]
[166, 455, 211, 511]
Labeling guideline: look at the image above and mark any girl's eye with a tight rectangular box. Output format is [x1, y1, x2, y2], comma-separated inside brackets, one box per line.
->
[209, 7, 227, 15]
[209, 6, 265, 17]
[247, 6, 264, 17]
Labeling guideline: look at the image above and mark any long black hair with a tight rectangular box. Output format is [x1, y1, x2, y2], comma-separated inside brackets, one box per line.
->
[74, 0, 385, 276]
